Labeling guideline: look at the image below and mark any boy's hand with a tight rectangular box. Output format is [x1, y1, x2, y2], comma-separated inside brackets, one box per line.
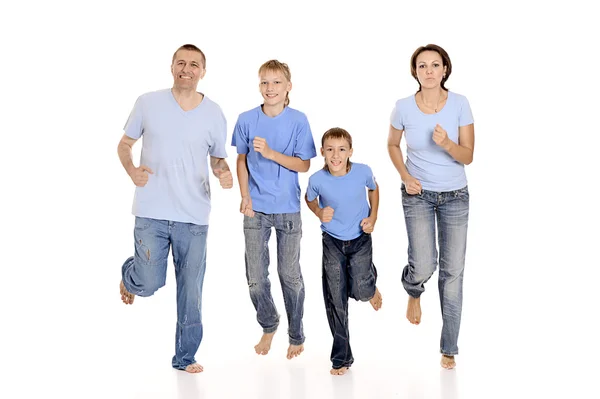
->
[360, 216, 376, 233]
[317, 206, 334, 223]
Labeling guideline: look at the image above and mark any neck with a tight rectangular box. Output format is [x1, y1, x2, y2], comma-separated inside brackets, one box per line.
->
[172, 86, 199, 100]
[262, 103, 285, 118]
[420, 87, 444, 104]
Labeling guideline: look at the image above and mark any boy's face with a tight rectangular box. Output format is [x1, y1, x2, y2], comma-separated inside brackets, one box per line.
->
[321, 137, 353, 176]
[259, 69, 291, 107]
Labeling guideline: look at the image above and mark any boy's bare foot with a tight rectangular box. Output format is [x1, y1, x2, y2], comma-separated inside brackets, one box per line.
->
[370, 287, 383, 310]
[406, 295, 421, 324]
[120, 280, 135, 305]
[287, 344, 304, 359]
[330, 367, 349, 375]
[441, 355, 456, 369]
[255, 332, 276, 355]
[185, 363, 204, 373]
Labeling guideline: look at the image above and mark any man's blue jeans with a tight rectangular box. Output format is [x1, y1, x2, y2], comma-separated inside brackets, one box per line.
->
[121, 217, 208, 370]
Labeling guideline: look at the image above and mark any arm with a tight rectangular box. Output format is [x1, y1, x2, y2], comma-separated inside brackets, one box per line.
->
[210, 156, 230, 177]
[117, 134, 138, 176]
[440, 124, 475, 165]
[305, 193, 322, 219]
[118, 133, 153, 186]
[387, 125, 422, 194]
[253, 137, 311, 172]
[270, 151, 311, 173]
[236, 154, 254, 216]
[361, 183, 379, 233]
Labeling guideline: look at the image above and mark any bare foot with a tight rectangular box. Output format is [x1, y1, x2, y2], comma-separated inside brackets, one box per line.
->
[287, 344, 304, 359]
[185, 363, 204, 373]
[406, 296, 421, 324]
[330, 367, 349, 375]
[120, 280, 135, 305]
[441, 355, 456, 369]
[255, 332, 276, 355]
[370, 287, 383, 310]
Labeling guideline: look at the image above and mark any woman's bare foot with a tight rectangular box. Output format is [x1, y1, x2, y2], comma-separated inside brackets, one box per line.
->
[330, 367, 349, 376]
[287, 344, 304, 359]
[255, 332, 276, 355]
[185, 363, 204, 373]
[406, 295, 421, 324]
[441, 355, 456, 369]
[120, 280, 135, 305]
[370, 287, 383, 310]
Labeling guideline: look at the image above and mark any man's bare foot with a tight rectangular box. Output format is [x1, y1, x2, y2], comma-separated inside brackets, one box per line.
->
[287, 344, 304, 359]
[184, 363, 204, 373]
[441, 355, 456, 369]
[255, 332, 276, 355]
[406, 295, 421, 324]
[370, 287, 383, 310]
[330, 367, 349, 375]
[120, 280, 135, 305]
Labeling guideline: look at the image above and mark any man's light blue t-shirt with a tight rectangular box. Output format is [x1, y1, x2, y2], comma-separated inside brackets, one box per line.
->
[390, 91, 474, 192]
[306, 163, 377, 241]
[124, 89, 227, 225]
[231, 106, 317, 214]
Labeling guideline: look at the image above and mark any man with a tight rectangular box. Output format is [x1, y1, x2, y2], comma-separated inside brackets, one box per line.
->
[118, 44, 232, 373]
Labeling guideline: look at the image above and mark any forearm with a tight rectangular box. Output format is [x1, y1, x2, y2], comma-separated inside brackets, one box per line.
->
[305, 194, 321, 218]
[368, 184, 379, 219]
[236, 155, 251, 197]
[210, 157, 230, 177]
[269, 151, 310, 172]
[118, 142, 135, 176]
[387, 145, 410, 181]
[444, 141, 473, 165]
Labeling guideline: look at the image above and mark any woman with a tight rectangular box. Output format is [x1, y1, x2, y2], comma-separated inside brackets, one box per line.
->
[387, 44, 475, 369]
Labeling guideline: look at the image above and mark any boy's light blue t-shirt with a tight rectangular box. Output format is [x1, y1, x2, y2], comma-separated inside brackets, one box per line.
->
[390, 91, 474, 192]
[306, 163, 377, 241]
[231, 106, 317, 214]
[124, 89, 228, 226]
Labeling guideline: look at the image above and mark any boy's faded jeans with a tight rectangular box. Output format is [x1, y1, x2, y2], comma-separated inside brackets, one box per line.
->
[401, 185, 469, 356]
[322, 231, 377, 369]
[121, 217, 208, 370]
[243, 212, 305, 345]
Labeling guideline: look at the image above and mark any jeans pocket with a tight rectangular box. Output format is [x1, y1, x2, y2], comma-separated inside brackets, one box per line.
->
[188, 224, 208, 236]
[135, 217, 152, 231]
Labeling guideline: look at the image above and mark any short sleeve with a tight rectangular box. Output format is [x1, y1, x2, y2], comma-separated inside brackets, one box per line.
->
[209, 106, 228, 158]
[390, 102, 404, 130]
[293, 115, 317, 160]
[123, 96, 144, 139]
[231, 116, 250, 155]
[459, 96, 474, 127]
[364, 165, 377, 190]
[306, 174, 319, 202]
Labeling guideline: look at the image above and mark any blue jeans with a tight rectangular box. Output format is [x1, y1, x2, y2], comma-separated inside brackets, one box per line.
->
[243, 212, 305, 345]
[401, 185, 469, 356]
[121, 217, 208, 370]
[322, 232, 377, 369]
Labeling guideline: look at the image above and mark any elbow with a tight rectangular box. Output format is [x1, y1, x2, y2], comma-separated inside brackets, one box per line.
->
[300, 160, 310, 173]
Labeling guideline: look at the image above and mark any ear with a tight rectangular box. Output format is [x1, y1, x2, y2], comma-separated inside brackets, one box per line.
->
[287, 81, 292, 92]
[349, 148, 354, 157]
[199, 68, 206, 79]
[320, 147, 324, 157]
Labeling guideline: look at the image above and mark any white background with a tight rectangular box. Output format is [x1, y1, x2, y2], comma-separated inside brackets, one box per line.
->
[1, 0, 598, 398]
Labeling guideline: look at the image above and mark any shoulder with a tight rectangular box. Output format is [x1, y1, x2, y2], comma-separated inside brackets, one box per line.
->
[309, 168, 327, 183]
[352, 162, 373, 175]
[448, 91, 470, 106]
[139, 88, 171, 102]
[393, 94, 415, 110]
[237, 106, 262, 122]
[284, 107, 309, 123]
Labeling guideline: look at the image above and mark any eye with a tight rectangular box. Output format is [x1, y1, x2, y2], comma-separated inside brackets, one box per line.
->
[418, 65, 425, 68]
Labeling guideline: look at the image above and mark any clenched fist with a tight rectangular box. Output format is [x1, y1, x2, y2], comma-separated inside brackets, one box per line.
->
[432, 124, 451, 150]
[129, 165, 153, 187]
[318, 206, 334, 223]
[253, 137, 275, 160]
[215, 168, 233, 189]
